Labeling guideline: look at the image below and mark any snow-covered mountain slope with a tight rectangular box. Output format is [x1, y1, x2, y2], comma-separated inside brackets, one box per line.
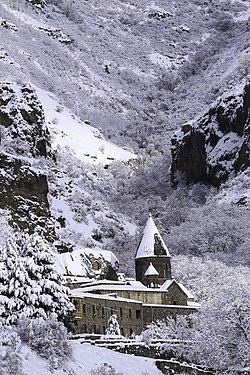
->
[0, 0, 249, 150]
[35, 87, 135, 166]
[0, 80, 137, 265]
[0, 0, 250, 272]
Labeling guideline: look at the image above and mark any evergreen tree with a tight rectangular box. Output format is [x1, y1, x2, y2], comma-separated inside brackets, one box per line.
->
[0, 238, 29, 325]
[0, 233, 74, 325]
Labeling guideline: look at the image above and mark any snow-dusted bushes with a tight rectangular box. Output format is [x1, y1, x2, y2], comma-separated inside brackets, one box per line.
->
[90, 364, 123, 375]
[0, 326, 23, 375]
[145, 276, 250, 374]
[172, 255, 250, 302]
[142, 316, 191, 344]
[167, 202, 250, 264]
[187, 285, 250, 374]
[17, 317, 72, 370]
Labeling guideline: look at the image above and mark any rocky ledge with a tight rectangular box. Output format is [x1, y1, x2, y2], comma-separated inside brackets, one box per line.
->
[171, 82, 250, 187]
[0, 82, 54, 238]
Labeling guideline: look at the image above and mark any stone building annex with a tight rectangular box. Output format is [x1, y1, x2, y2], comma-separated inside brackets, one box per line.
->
[62, 214, 200, 336]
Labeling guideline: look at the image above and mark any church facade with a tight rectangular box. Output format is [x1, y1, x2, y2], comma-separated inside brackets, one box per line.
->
[70, 214, 200, 336]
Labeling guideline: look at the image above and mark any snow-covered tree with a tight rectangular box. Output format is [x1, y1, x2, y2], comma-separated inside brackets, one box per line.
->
[0, 233, 74, 325]
[187, 285, 250, 375]
[0, 237, 29, 325]
[105, 314, 120, 336]
[142, 316, 192, 356]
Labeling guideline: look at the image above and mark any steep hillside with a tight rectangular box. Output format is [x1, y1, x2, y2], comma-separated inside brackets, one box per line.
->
[1, 0, 250, 150]
[0, 81, 137, 266]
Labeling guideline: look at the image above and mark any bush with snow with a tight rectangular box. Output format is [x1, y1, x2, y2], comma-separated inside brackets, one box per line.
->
[186, 285, 250, 374]
[17, 316, 72, 370]
[90, 363, 123, 375]
[0, 325, 23, 375]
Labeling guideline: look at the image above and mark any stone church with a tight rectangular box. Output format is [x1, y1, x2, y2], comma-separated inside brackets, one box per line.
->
[70, 214, 200, 336]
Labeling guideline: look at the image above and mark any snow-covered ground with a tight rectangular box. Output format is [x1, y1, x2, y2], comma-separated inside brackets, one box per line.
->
[35, 87, 136, 166]
[22, 341, 162, 375]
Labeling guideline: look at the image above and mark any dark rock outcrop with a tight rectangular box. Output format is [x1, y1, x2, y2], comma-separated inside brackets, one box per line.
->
[0, 82, 54, 239]
[0, 83, 52, 158]
[26, 0, 46, 8]
[171, 82, 250, 187]
[38, 27, 73, 45]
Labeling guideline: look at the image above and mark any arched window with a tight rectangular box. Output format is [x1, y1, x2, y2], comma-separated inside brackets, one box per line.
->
[92, 260, 101, 271]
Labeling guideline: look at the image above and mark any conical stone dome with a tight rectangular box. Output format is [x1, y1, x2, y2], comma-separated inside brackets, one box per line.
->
[135, 213, 171, 259]
[135, 214, 172, 286]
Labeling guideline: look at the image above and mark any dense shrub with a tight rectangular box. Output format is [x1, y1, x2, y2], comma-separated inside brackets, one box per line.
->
[90, 364, 123, 375]
[0, 326, 23, 375]
[17, 317, 72, 370]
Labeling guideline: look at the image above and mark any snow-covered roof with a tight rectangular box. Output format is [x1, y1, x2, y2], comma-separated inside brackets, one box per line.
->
[55, 248, 119, 277]
[76, 282, 168, 294]
[70, 290, 143, 305]
[142, 302, 200, 309]
[161, 279, 176, 290]
[80, 279, 127, 287]
[161, 279, 195, 299]
[144, 263, 159, 276]
[135, 214, 171, 259]
[177, 282, 195, 299]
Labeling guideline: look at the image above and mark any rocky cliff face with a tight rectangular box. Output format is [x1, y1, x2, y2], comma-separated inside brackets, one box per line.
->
[171, 82, 250, 187]
[0, 82, 53, 237]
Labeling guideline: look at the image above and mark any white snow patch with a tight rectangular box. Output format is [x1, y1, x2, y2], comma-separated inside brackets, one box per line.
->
[207, 132, 243, 168]
[149, 52, 172, 69]
[34, 86, 136, 165]
[22, 341, 162, 375]
[146, 3, 173, 16]
[216, 167, 250, 205]
[2, 4, 50, 30]
[233, 2, 250, 21]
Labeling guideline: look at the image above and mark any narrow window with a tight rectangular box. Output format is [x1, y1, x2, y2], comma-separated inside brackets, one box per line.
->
[136, 310, 141, 319]
[82, 304, 86, 315]
[73, 299, 80, 311]
[102, 307, 105, 318]
[129, 309, 132, 319]
[110, 307, 113, 315]
[120, 307, 123, 318]
[92, 305, 96, 317]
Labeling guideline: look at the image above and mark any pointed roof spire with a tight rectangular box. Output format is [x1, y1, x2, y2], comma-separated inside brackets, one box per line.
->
[135, 214, 171, 259]
[144, 262, 159, 276]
